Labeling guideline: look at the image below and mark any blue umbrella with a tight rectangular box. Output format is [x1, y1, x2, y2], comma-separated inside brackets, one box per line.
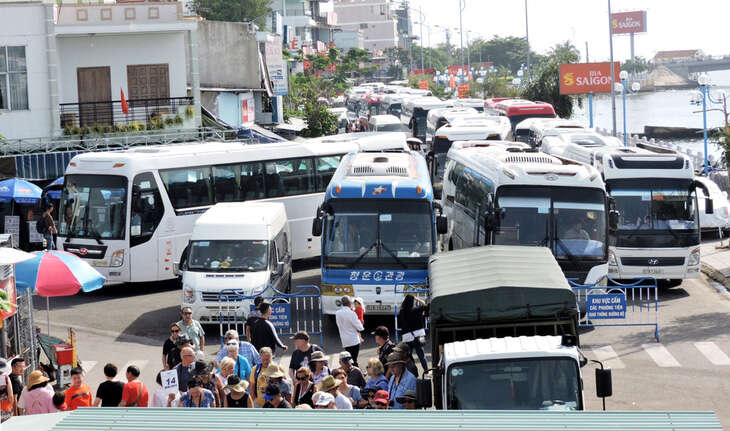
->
[0, 178, 43, 204]
[44, 176, 63, 200]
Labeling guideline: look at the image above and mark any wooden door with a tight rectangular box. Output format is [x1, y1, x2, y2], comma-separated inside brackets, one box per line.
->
[127, 64, 170, 105]
[77, 66, 112, 127]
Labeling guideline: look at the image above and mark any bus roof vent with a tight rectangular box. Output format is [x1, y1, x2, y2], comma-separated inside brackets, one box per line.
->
[352, 165, 376, 175]
[503, 154, 559, 165]
[385, 166, 409, 176]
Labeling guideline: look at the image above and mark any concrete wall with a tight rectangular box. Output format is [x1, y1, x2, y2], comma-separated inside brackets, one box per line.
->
[333, 0, 397, 51]
[334, 29, 363, 51]
[196, 21, 261, 89]
[0, 2, 52, 140]
[56, 32, 188, 101]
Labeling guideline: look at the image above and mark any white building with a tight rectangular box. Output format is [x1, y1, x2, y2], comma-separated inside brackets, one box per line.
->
[333, 0, 398, 52]
[270, 0, 337, 54]
[0, 0, 200, 141]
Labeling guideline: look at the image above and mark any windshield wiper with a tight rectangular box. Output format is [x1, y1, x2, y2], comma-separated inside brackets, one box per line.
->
[350, 241, 378, 267]
[379, 242, 408, 269]
[555, 238, 580, 266]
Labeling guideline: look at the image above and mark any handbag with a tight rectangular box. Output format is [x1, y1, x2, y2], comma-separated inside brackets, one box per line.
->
[401, 328, 426, 343]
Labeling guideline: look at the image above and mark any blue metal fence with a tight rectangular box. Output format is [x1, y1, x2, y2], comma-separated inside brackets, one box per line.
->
[14, 151, 84, 180]
[570, 276, 659, 341]
[216, 284, 324, 349]
[393, 284, 430, 343]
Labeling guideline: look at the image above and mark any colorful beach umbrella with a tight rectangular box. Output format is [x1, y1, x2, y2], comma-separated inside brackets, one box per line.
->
[0, 178, 43, 204]
[15, 250, 105, 297]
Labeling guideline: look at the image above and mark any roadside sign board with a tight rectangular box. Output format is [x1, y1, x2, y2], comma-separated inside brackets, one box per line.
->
[458, 84, 470, 99]
[587, 293, 627, 319]
[559, 62, 621, 95]
[611, 11, 647, 34]
[418, 80, 429, 90]
[250, 303, 291, 329]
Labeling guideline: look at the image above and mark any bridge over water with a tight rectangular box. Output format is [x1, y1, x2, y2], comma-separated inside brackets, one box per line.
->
[664, 57, 730, 78]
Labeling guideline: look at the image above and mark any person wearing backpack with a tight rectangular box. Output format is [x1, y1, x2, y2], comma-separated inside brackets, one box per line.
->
[38, 203, 57, 251]
[118, 365, 149, 407]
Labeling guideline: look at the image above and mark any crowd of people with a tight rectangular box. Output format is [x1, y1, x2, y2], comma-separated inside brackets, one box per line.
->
[0, 294, 428, 420]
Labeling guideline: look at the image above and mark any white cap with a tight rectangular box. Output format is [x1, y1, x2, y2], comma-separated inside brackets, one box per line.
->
[315, 392, 335, 406]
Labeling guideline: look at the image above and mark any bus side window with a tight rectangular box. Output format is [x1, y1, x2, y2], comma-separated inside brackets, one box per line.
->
[131, 172, 164, 247]
[315, 156, 341, 192]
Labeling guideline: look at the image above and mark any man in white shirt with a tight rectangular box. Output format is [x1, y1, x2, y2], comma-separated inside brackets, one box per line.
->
[335, 296, 364, 367]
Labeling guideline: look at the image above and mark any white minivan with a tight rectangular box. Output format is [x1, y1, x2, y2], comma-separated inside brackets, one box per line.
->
[179, 202, 292, 323]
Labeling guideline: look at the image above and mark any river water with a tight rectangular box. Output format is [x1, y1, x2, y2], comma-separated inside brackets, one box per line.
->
[570, 70, 730, 159]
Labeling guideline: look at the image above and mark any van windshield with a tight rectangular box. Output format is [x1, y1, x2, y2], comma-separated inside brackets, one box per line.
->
[187, 240, 268, 272]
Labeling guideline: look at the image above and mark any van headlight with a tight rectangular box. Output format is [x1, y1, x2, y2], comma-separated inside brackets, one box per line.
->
[687, 248, 700, 266]
[183, 286, 196, 304]
[110, 250, 124, 267]
[608, 250, 618, 266]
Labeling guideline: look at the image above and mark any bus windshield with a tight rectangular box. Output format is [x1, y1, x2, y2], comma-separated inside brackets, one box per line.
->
[495, 187, 606, 259]
[377, 124, 403, 132]
[187, 240, 268, 272]
[323, 199, 433, 268]
[611, 179, 699, 248]
[413, 109, 429, 139]
[59, 175, 127, 240]
[447, 357, 582, 410]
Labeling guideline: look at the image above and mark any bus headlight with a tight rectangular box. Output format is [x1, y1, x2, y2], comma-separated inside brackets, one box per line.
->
[183, 286, 196, 304]
[687, 248, 701, 266]
[110, 250, 124, 267]
[608, 250, 618, 266]
[321, 284, 353, 296]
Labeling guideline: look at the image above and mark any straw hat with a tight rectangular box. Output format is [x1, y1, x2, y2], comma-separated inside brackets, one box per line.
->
[309, 351, 326, 362]
[27, 370, 49, 388]
[224, 375, 249, 394]
[317, 375, 342, 393]
[262, 366, 286, 379]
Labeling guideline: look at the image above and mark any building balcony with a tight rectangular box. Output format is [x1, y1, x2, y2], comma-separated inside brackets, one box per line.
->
[53, 1, 195, 35]
[59, 96, 194, 134]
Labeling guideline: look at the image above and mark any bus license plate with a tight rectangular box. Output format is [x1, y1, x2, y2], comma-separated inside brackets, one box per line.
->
[642, 268, 664, 274]
[366, 304, 392, 312]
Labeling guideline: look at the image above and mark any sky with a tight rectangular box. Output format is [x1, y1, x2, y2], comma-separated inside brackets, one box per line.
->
[405, 0, 729, 62]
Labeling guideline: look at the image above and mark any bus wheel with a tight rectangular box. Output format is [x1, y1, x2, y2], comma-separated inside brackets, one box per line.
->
[658, 279, 683, 289]
[448, 239, 454, 251]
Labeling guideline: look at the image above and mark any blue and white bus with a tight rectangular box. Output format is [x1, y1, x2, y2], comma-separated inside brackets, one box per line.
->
[312, 150, 446, 315]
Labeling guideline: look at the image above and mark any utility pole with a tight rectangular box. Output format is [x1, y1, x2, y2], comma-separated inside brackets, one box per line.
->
[466, 30, 471, 80]
[459, 0, 465, 69]
[525, 0, 530, 82]
[608, 0, 617, 136]
[419, 6, 424, 73]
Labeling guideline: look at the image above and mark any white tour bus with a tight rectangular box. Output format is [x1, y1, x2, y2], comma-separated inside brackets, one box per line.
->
[545, 142, 713, 287]
[425, 107, 478, 145]
[540, 130, 622, 156]
[428, 117, 511, 198]
[453, 98, 485, 112]
[513, 118, 585, 148]
[440, 141, 610, 284]
[58, 134, 408, 284]
[401, 97, 453, 144]
[180, 202, 291, 322]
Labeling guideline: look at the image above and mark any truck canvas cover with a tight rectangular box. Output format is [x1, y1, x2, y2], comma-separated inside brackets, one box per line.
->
[429, 246, 577, 323]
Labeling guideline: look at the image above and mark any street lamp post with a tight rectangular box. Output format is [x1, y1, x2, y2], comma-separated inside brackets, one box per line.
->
[617, 70, 641, 146]
[690, 74, 727, 174]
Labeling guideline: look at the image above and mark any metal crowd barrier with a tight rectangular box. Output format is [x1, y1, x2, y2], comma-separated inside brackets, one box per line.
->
[216, 284, 324, 349]
[392, 284, 430, 344]
[569, 276, 659, 341]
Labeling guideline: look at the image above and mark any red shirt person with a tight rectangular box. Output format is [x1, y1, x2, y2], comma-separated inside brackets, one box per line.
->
[64, 368, 93, 411]
[118, 365, 149, 407]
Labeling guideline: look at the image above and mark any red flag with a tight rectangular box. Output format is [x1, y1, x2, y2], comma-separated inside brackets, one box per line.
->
[120, 87, 129, 114]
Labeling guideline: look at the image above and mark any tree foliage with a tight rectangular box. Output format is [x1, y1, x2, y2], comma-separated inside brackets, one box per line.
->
[468, 36, 542, 73]
[522, 41, 581, 118]
[190, 0, 271, 29]
[712, 127, 730, 172]
[286, 74, 338, 137]
[622, 56, 648, 74]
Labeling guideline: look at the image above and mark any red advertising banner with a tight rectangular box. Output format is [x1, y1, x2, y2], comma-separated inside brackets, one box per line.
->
[449, 76, 456, 89]
[447, 65, 468, 76]
[458, 84, 470, 99]
[412, 69, 435, 76]
[559, 62, 621, 95]
[418, 80, 429, 90]
[611, 11, 647, 34]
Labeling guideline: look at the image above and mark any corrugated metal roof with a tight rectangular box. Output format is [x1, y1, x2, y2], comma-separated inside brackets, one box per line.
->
[37, 408, 722, 431]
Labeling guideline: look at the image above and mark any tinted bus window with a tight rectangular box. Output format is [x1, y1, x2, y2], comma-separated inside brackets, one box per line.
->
[160, 167, 213, 209]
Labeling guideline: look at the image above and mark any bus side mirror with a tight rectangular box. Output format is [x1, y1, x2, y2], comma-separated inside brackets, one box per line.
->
[312, 218, 322, 237]
[416, 378, 433, 409]
[608, 210, 619, 231]
[705, 198, 714, 214]
[173, 262, 181, 276]
[436, 216, 448, 235]
[595, 368, 613, 399]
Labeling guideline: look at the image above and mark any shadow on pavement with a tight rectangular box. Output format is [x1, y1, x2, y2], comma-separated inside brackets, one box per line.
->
[116, 304, 181, 345]
[31, 279, 181, 311]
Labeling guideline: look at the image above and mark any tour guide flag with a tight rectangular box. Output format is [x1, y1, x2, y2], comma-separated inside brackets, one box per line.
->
[121, 87, 129, 114]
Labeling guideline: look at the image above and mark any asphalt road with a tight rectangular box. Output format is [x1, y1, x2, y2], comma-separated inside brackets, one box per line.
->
[34, 256, 730, 426]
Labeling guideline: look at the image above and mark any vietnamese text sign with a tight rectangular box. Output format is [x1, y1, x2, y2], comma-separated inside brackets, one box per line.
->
[418, 80, 429, 90]
[587, 293, 626, 319]
[560, 62, 621, 95]
[265, 36, 288, 96]
[160, 369, 179, 396]
[250, 303, 291, 329]
[4, 216, 19, 247]
[611, 11, 647, 34]
[458, 84, 470, 99]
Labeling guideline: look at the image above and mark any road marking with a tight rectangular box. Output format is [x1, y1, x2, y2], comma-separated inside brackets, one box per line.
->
[117, 360, 149, 382]
[591, 346, 625, 369]
[81, 360, 98, 374]
[695, 342, 730, 365]
[642, 344, 681, 367]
